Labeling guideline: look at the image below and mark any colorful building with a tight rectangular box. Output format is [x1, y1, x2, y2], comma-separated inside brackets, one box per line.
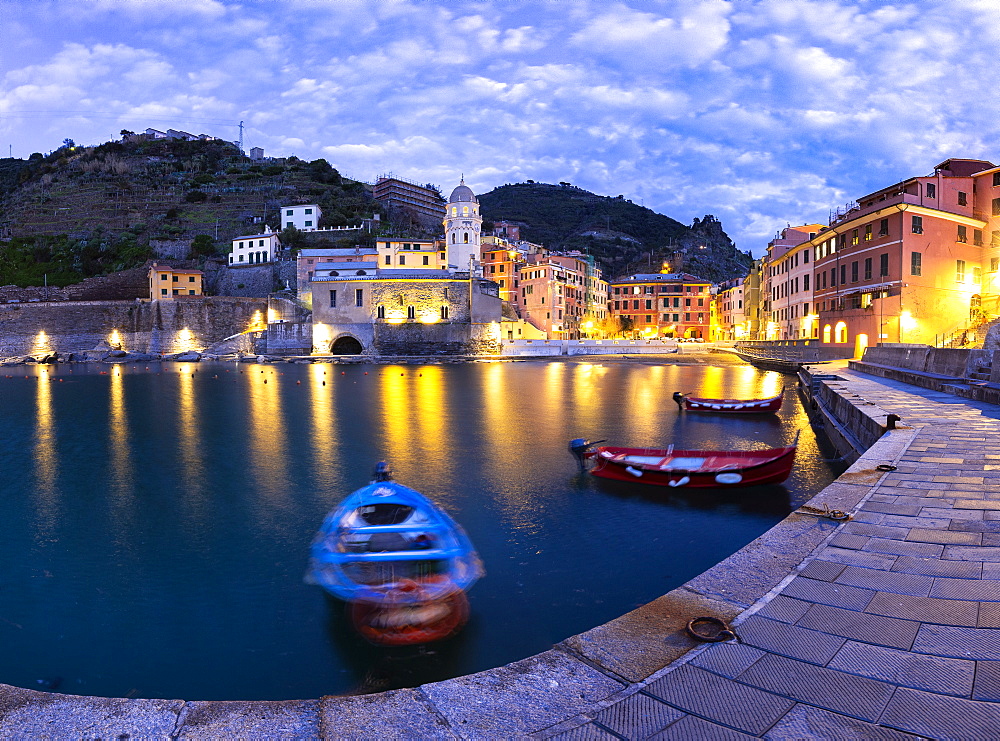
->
[763, 224, 822, 340]
[229, 227, 281, 266]
[608, 273, 712, 339]
[148, 263, 203, 300]
[714, 278, 746, 341]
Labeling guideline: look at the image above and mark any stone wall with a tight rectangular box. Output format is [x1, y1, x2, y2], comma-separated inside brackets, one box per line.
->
[0, 297, 267, 356]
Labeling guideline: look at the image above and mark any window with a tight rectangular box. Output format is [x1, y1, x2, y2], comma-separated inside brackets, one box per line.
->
[632, 300, 639, 310]
[909, 252, 921, 276]
[975, 229, 984, 246]
[880, 253, 889, 277]
[994, 173, 1000, 187]
[835, 321, 848, 343]
[974, 267, 982, 283]
[864, 224, 872, 241]
[957, 259, 967, 282]
[662, 314, 670, 322]
[377, 305, 385, 318]
[865, 257, 873, 280]
[189, 276, 195, 282]
[912, 215, 923, 233]
[441, 305, 449, 320]
[803, 250, 809, 263]
[840, 265, 846, 284]
[645, 315, 651, 323]
[304, 221, 312, 227]
[161, 288, 167, 296]
[286, 222, 293, 229]
[161, 274, 168, 280]
[645, 299, 652, 310]
[407, 306, 415, 319]
[957, 225, 968, 243]
[803, 274, 810, 290]
[423, 255, 429, 266]
[286, 209, 293, 216]
[355, 289, 363, 307]
[926, 183, 936, 199]
[172, 275, 179, 282]
[329, 290, 337, 307]
[305, 208, 312, 214]
[878, 218, 889, 237]
[851, 261, 859, 282]
[851, 229, 859, 245]
[399, 255, 406, 265]
[993, 198, 1000, 217]
[385, 255, 391, 265]
[993, 258, 999, 272]
[958, 192, 967, 206]
[188, 290, 195, 295]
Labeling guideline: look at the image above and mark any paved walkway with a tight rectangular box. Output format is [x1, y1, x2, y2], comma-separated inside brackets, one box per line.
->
[540, 366, 1000, 740]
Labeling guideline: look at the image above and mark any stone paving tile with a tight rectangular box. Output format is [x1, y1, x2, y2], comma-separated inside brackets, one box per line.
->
[829, 532, 870, 550]
[866, 592, 979, 627]
[764, 704, 924, 740]
[753, 595, 812, 624]
[862, 537, 944, 559]
[979, 602, 1000, 628]
[921, 507, 983, 521]
[591, 692, 683, 739]
[984, 563, 1000, 579]
[736, 615, 846, 665]
[985, 510, 1000, 520]
[798, 559, 846, 581]
[928, 578, 1000, 601]
[796, 603, 920, 650]
[943, 545, 1000, 562]
[973, 660, 1000, 701]
[780, 576, 876, 610]
[862, 502, 925, 517]
[982, 533, 1000, 547]
[827, 640, 974, 696]
[816, 546, 899, 570]
[643, 664, 795, 736]
[852, 510, 886, 524]
[843, 522, 912, 539]
[690, 642, 767, 678]
[891, 556, 982, 579]
[834, 565, 934, 596]
[737, 653, 897, 723]
[906, 527, 982, 545]
[954, 499, 1000, 510]
[948, 519, 1000, 533]
[546, 722, 621, 740]
[880, 514, 952, 529]
[912, 624, 1000, 660]
[649, 714, 755, 740]
[879, 686, 1000, 740]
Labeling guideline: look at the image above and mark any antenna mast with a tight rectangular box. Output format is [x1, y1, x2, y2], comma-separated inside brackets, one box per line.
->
[238, 120, 244, 153]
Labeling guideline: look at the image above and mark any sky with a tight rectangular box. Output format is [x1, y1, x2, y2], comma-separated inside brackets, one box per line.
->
[1, 0, 998, 255]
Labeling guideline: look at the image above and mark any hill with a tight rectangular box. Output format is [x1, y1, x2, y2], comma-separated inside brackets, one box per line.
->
[478, 182, 752, 283]
[0, 137, 381, 287]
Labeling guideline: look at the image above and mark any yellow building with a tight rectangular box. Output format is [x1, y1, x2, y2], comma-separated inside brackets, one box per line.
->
[149, 263, 204, 300]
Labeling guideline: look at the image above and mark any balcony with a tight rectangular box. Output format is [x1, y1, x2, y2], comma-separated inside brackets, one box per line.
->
[830, 192, 922, 228]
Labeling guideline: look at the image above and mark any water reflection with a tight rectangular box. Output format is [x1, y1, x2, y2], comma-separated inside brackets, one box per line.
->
[308, 364, 338, 495]
[32, 368, 58, 538]
[246, 368, 290, 505]
[108, 366, 136, 544]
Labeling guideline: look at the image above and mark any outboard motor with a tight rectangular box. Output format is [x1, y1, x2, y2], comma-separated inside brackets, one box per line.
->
[569, 438, 605, 470]
[372, 461, 394, 482]
[672, 391, 685, 410]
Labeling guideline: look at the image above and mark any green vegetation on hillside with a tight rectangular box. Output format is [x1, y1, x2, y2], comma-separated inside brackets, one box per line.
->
[479, 182, 752, 282]
[0, 136, 381, 287]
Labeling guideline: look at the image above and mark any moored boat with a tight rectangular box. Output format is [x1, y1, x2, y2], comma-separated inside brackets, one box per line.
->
[673, 390, 784, 413]
[306, 463, 483, 644]
[569, 434, 798, 488]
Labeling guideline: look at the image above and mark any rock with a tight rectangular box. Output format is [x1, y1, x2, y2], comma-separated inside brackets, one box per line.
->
[107, 350, 128, 358]
[171, 351, 202, 362]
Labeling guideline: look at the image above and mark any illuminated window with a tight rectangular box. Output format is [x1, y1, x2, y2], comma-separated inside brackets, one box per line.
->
[957, 260, 967, 282]
[835, 321, 848, 343]
[864, 224, 872, 241]
[823, 324, 832, 343]
[851, 229, 859, 245]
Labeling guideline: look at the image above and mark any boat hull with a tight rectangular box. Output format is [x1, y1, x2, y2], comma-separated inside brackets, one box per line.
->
[587, 444, 796, 488]
[350, 587, 470, 646]
[679, 391, 783, 414]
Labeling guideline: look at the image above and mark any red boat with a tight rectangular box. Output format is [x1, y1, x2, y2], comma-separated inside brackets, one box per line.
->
[673, 390, 783, 414]
[349, 577, 470, 646]
[570, 435, 798, 488]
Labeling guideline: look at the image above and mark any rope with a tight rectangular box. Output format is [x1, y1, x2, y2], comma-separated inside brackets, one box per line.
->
[685, 616, 739, 643]
[797, 503, 852, 521]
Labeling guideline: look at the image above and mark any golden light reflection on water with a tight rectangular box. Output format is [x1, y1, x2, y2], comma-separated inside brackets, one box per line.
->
[32, 368, 58, 533]
[108, 366, 135, 502]
[377, 366, 454, 500]
[308, 364, 338, 494]
[176, 365, 207, 509]
[246, 368, 290, 504]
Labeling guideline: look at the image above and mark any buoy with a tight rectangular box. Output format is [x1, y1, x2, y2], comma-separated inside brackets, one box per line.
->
[364, 372, 368, 375]
[264, 379, 267, 384]
[322, 381, 326, 386]
[341, 371, 345, 375]
[296, 380, 301, 385]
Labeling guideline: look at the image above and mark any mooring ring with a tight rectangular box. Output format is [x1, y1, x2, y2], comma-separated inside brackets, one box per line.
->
[685, 616, 738, 643]
[876, 464, 898, 472]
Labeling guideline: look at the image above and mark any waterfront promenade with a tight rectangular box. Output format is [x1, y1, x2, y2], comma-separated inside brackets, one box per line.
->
[4, 363, 1000, 738]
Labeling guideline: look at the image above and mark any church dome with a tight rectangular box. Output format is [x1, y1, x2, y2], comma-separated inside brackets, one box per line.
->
[448, 179, 477, 204]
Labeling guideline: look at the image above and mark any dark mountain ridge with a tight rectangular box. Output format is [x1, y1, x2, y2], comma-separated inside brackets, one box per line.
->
[479, 182, 751, 282]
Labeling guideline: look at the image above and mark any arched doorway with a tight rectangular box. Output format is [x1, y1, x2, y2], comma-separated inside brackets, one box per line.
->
[855, 333, 869, 359]
[330, 335, 363, 355]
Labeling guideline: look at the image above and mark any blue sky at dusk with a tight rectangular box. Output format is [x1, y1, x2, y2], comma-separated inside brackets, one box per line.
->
[1, 0, 997, 254]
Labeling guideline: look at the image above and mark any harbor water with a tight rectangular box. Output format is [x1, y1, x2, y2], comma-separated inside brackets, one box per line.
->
[0, 357, 844, 700]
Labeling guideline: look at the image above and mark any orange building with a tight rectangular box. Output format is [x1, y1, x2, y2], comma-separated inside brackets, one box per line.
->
[149, 263, 203, 300]
[808, 158, 995, 355]
[608, 272, 711, 339]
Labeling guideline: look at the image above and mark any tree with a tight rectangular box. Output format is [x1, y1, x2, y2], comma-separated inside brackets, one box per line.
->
[191, 234, 216, 257]
[184, 189, 207, 203]
[62, 138, 75, 150]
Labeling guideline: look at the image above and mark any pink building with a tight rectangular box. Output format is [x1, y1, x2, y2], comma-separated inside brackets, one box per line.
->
[763, 224, 822, 340]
